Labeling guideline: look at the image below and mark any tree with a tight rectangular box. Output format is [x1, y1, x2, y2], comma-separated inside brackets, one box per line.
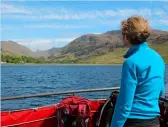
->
[6, 59, 9, 63]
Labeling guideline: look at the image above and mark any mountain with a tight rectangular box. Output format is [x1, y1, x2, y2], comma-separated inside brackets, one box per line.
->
[33, 47, 61, 58]
[60, 30, 168, 58]
[148, 30, 168, 44]
[61, 30, 123, 57]
[58, 29, 168, 64]
[1, 41, 60, 58]
[1, 41, 33, 56]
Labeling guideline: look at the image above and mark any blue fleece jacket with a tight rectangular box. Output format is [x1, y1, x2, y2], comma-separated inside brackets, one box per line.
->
[111, 42, 165, 127]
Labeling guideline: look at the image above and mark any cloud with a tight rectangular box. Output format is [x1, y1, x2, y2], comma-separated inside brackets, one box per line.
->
[115, 8, 152, 18]
[2, 0, 26, 1]
[1, 2, 166, 30]
[54, 38, 76, 43]
[93, 33, 101, 35]
[27, 24, 90, 29]
[1, 24, 90, 31]
[154, 9, 168, 19]
[99, 19, 121, 27]
[14, 38, 76, 51]
[1, 3, 152, 20]
[1, 8, 152, 20]
[1, 2, 167, 23]
[0, 3, 31, 14]
[159, 19, 168, 26]
[155, 10, 166, 16]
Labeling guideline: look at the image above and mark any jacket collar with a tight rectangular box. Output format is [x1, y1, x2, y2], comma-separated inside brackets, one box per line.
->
[124, 42, 148, 58]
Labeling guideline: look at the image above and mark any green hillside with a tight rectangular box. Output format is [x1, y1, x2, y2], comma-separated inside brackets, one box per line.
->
[150, 43, 168, 63]
[77, 43, 168, 64]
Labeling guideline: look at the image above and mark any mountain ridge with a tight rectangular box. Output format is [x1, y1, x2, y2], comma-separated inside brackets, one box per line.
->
[1, 40, 61, 57]
[1, 29, 168, 64]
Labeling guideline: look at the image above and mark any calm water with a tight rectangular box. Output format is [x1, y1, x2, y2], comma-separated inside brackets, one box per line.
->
[1, 65, 168, 111]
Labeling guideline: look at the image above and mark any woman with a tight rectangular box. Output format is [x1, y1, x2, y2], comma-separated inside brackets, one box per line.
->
[110, 16, 165, 127]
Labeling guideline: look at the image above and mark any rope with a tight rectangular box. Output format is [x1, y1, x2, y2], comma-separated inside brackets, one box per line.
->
[2, 110, 100, 127]
[96, 98, 111, 127]
[2, 116, 57, 127]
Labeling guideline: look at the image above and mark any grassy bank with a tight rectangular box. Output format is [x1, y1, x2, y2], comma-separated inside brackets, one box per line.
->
[77, 43, 168, 64]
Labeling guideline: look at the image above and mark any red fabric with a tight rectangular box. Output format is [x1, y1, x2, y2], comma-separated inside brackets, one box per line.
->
[1, 105, 57, 127]
[1, 97, 104, 127]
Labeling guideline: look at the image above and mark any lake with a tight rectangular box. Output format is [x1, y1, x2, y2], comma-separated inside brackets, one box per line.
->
[1, 65, 168, 111]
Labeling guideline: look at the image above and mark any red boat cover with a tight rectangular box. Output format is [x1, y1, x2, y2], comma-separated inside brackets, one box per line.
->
[1, 105, 58, 127]
[1, 97, 104, 127]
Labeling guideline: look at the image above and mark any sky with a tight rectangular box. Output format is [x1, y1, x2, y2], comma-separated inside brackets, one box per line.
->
[1, 1, 168, 51]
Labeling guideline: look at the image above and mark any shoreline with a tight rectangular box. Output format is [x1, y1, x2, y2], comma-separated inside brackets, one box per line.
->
[1, 63, 123, 66]
[1, 63, 168, 66]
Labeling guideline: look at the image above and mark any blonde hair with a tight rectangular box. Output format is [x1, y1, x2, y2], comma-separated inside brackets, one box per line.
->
[121, 16, 150, 44]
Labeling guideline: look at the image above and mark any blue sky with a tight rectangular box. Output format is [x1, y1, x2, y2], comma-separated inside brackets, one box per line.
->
[1, 1, 168, 51]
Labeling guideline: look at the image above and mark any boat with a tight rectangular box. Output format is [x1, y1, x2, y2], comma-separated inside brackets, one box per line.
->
[1, 87, 168, 127]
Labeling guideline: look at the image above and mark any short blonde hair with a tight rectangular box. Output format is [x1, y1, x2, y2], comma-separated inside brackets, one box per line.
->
[121, 16, 150, 44]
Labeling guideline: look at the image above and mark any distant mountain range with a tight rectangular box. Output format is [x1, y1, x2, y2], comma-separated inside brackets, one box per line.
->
[1, 41, 60, 58]
[1, 29, 168, 64]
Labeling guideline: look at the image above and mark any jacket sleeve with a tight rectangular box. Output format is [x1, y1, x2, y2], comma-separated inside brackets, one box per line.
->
[160, 82, 165, 97]
[160, 64, 165, 97]
[110, 60, 137, 127]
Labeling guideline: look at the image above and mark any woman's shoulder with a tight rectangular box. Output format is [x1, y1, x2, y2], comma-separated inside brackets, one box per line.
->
[123, 58, 137, 68]
[124, 47, 165, 70]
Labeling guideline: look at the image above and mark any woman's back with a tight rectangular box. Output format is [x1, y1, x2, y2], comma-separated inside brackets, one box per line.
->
[125, 42, 165, 119]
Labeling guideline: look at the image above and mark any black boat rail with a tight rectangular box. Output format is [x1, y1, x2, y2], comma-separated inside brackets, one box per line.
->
[1, 87, 168, 103]
[1, 87, 120, 101]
